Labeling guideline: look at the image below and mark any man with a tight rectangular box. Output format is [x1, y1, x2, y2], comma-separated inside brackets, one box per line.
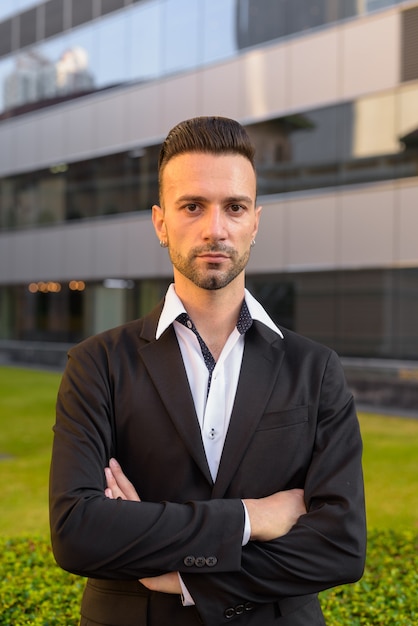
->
[49, 116, 366, 626]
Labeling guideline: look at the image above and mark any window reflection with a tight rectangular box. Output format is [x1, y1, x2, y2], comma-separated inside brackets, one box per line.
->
[249, 87, 418, 195]
[0, 1, 14, 22]
[2, 86, 418, 231]
[2, 35, 95, 113]
[0, 1, 40, 24]
[235, 0, 358, 50]
[163, 0, 201, 73]
[0, 0, 404, 118]
[0, 142, 160, 228]
[94, 11, 130, 88]
[128, 1, 163, 82]
[0, 57, 13, 113]
[202, 0, 236, 64]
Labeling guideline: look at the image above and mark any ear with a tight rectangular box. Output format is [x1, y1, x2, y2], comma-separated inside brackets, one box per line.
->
[152, 204, 166, 242]
[252, 205, 262, 239]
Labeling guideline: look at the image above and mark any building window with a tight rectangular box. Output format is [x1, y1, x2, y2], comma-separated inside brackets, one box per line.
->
[402, 6, 418, 83]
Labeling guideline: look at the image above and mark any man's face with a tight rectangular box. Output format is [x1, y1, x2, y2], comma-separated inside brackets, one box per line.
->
[153, 152, 261, 291]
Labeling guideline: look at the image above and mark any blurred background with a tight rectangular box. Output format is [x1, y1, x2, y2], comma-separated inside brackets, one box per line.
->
[0, 0, 418, 415]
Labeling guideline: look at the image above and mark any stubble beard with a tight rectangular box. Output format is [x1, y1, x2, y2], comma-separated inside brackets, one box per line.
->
[168, 243, 251, 290]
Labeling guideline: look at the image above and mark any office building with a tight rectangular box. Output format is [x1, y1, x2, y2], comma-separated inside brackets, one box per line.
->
[1, 1, 418, 407]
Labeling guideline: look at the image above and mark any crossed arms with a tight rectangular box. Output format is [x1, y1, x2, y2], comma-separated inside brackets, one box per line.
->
[104, 457, 306, 595]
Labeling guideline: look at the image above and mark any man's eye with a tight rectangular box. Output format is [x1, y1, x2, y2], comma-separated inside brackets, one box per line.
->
[230, 204, 244, 213]
[186, 204, 198, 211]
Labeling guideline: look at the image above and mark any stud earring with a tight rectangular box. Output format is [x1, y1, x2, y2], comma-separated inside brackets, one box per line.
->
[159, 240, 168, 248]
[251, 239, 256, 247]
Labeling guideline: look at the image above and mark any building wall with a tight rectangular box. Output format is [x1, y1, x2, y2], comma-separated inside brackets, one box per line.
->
[0, 8, 401, 178]
[1, 1, 418, 367]
[2, 175, 418, 287]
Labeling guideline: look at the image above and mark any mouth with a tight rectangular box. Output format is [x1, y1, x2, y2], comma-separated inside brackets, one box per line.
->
[197, 253, 229, 263]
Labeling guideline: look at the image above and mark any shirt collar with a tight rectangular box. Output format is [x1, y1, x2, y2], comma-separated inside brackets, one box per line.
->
[156, 284, 284, 340]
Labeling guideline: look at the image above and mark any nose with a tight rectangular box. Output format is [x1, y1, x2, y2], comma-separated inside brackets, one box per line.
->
[202, 206, 227, 241]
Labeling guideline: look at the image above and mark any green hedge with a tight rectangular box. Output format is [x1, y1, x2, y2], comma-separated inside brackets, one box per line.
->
[1, 530, 417, 625]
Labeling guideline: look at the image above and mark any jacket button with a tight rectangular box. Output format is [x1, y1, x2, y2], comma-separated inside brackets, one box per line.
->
[224, 607, 235, 619]
[183, 556, 195, 566]
[205, 556, 218, 567]
[195, 556, 206, 567]
[235, 604, 245, 615]
[245, 602, 255, 611]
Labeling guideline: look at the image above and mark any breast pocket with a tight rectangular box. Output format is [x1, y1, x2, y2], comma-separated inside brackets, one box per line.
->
[256, 405, 309, 431]
[234, 406, 311, 496]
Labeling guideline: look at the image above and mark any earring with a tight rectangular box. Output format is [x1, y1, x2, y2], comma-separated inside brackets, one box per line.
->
[159, 240, 168, 248]
[251, 239, 256, 247]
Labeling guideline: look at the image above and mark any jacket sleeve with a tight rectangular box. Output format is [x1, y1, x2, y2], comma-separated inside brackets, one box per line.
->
[49, 339, 245, 580]
[181, 350, 366, 624]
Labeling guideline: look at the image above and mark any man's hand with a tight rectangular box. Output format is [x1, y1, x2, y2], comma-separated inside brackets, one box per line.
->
[243, 489, 306, 541]
[104, 460, 181, 595]
[104, 458, 141, 501]
[139, 572, 182, 594]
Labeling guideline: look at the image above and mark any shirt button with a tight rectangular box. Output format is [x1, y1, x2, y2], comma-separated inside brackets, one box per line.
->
[208, 428, 216, 440]
[186, 320, 192, 329]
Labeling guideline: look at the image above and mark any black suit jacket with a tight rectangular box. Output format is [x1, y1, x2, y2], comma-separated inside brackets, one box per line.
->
[49, 301, 366, 625]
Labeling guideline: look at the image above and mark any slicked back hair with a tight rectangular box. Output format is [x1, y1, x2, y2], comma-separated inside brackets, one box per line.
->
[158, 116, 256, 192]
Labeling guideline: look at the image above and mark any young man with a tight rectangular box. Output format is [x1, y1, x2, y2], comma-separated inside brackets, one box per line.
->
[50, 116, 366, 625]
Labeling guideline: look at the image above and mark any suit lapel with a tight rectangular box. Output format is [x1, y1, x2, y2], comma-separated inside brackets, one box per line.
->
[212, 324, 285, 498]
[138, 318, 213, 485]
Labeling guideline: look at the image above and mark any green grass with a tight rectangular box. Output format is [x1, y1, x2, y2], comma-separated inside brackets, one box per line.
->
[359, 413, 418, 530]
[0, 365, 418, 534]
[0, 366, 61, 536]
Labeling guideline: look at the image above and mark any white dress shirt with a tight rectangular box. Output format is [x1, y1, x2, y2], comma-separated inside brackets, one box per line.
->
[156, 284, 283, 482]
[156, 284, 283, 603]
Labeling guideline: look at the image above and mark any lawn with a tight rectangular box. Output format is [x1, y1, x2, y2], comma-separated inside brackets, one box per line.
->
[1, 364, 417, 534]
[0, 366, 60, 536]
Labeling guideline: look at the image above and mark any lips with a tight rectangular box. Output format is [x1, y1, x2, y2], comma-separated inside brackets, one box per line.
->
[198, 254, 229, 262]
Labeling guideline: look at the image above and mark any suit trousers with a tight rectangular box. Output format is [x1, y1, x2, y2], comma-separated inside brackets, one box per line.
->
[79, 579, 326, 626]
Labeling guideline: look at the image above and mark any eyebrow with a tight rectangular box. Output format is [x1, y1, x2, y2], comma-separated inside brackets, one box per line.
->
[175, 195, 254, 205]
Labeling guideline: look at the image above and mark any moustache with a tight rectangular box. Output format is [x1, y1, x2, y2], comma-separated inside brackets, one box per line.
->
[191, 244, 235, 255]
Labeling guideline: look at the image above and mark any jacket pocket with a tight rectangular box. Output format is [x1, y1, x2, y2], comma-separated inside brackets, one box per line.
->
[256, 405, 309, 431]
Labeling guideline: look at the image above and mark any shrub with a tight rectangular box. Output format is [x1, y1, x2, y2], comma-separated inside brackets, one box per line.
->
[0, 537, 82, 625]
[320, 529, 418, 625]
[0, 530, 417, 625]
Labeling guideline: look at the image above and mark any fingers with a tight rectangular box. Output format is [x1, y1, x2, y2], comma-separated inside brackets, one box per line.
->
[104, 459, 141, 502]
[104, 467, 126, 499]
[139, 572, 181, 594]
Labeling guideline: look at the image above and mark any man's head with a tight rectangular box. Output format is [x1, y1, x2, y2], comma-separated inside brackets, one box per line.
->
[158, 116, 256, 193]
[153, 117, 261, 294]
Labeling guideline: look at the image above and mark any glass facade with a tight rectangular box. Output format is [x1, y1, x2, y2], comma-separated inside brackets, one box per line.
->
[0, 277, 171, 343]
[2, 86, 418, 231]
[0, 0, 417, 365]
[245, 268, 418, 360]
[2, 268, 418, 360]
[0, 0, 404, 118]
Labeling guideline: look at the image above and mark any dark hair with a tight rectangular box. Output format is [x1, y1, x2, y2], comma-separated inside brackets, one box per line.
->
[158, 116, 256, 181]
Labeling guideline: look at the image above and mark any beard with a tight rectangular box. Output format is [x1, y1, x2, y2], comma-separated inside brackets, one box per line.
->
[168, 243, 251, 290]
